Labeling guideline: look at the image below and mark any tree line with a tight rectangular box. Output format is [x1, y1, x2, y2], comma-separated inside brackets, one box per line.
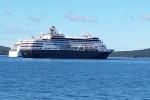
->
[0, 46, 10, 55]
[110, 48, 150, 58]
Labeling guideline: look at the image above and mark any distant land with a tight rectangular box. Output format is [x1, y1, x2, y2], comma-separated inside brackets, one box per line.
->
[110, 48, 150, 58]
[0, 45, 150, 58]
[0, 46, 10, 55]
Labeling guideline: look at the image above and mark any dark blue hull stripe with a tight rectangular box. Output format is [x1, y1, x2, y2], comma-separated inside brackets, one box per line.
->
[21, 50, 112, 59]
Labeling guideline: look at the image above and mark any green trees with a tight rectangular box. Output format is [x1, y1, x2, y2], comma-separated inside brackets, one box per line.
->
[0, 46, 10, 55]
[110, 48, 150, 58]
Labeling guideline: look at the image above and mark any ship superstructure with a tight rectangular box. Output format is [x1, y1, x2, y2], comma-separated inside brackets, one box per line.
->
[9, 40, 22, 57]
[20, 26, 113, 59]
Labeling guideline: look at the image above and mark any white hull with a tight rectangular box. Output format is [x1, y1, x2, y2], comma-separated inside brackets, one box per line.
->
[9, 50, 22, 57]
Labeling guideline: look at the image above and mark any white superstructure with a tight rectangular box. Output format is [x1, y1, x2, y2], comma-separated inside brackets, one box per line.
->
[9, 40, 22, 57]
[20, 26, 108, 52]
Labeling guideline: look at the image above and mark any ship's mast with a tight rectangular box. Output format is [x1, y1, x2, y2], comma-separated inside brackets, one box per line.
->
[48, 26, 59, 36]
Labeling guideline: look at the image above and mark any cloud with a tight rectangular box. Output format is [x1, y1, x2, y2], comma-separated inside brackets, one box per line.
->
[129, 16, 135, 21]
[5, 10, 11, 15]
[28, 17, 43, 23]
[66, 13, 98, 22]
[123, 14, 135, 21]
[140, 15, 150, 21]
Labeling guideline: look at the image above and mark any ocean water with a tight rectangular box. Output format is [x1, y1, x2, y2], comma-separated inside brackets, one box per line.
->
[0, 56, 150, 100]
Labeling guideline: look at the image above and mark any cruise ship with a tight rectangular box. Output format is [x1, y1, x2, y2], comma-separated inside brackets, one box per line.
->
[9, 40, 22, 57]
[20, 26, 113, 59]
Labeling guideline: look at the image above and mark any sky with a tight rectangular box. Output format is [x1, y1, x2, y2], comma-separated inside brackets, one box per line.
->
[0, 0, 150, 51]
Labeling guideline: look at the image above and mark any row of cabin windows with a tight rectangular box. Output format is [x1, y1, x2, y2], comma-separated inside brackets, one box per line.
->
[21, 45, 43, 47]
[23, 39, 99, 43]
[46, 42, 95, 45]
[44, 42, 99, 45]
[47, 42, 97, 44]
[46, 44, 62, 45]
[22, 43, 43, 45]
[45, 44, 93, 47]
[33, 48, 42, 49]
[21, 47, 42, 49]
[45, 48, 57, 50]
[36, 40, 99, 42]
[22, 41, 100, 45]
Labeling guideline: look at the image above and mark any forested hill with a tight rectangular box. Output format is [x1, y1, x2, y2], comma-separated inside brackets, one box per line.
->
[0, 46, 10, 55]
[110, 48, 150, 58]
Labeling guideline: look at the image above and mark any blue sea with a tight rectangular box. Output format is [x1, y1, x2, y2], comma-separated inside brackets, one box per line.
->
[0, 56, 150, 100]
